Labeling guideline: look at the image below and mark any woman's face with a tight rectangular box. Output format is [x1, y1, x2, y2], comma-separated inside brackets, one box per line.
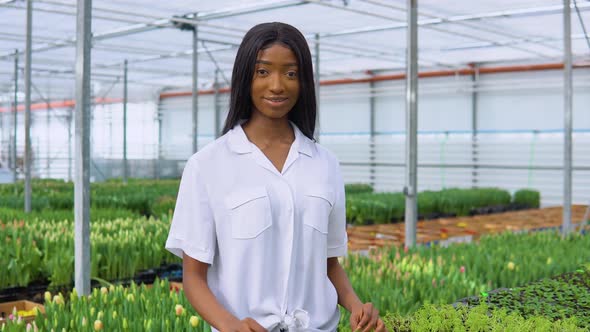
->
[250, 43, 300, 120]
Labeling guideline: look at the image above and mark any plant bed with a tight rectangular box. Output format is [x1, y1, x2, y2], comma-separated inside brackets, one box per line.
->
[381, 302, 584, 332]
[454, 266, 590, 329]
[0, 217, 180, 290]
[347, 205, 589, 252]
[346, 187, 521, 226]
[0, 262, 184, 305]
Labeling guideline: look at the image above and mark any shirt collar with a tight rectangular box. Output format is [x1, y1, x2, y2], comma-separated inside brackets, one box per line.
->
[227, 119, 314, 157]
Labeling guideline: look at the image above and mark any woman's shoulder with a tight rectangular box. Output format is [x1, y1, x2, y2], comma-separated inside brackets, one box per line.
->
[312, 141, 340, 167]
[185, 135, 232, 169]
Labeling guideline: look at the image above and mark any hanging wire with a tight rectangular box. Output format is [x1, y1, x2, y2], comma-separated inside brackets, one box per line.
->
[573, 0, 590, 51]
[201, 41, 231, 86]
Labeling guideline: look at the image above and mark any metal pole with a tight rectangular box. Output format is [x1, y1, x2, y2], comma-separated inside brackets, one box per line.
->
[214, 69, 220, 138]
[369, 79, 376, 189]
[314, 33, 320, 142]
[563, 0, 573, 236]
[404, 0, 418, 248]
[24, 0, 33, 213]
[156, 90, 163, 180]
[123, 59, 128, 183]
[471, 64, 479, 189]
[74, 0, 92, 296]
[192, 22, 199, 153]
[68, 107, 72, 182]
[46, 108, 50, 178]
[13, 50, 18, 184]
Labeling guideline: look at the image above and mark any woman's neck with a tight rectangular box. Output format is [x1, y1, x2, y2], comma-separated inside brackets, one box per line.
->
[242, 113, 294, 146]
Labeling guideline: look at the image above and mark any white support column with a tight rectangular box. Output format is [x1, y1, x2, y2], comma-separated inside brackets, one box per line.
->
[24, 0, 33, 213]
[404, 0, 418, 248]
[12, 50, 18, 184]
[562, 0, 573, 236]
[123, 59, 128, 183]
[369, 79, 376, 189]
[74, 0, 92, 296]
[471, 64, 479, 189]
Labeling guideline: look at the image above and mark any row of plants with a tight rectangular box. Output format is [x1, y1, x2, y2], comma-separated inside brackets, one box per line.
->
[381, 302, 584, 332]
[346, 188, 540, 225]
[0, 207, 136, 224]
[456, 267, 590, 328]
[1, 280, 209, 332]
[0, 179, 180, 218]
[0, 180, 541, 226]
[0, 217, 179, 290]
[1, 267, 587, 332]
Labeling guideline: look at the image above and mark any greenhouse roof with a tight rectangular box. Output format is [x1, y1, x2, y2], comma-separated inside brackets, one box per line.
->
[0, 0, 589, 101]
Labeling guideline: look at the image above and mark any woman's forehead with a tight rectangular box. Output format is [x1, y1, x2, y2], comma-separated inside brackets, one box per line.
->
[256, 44, 298, 65]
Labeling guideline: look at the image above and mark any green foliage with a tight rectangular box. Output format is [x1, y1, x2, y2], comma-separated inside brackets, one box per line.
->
[151, 195, 176, 219]
[0, 179, 181, 218]
[346, 192, 405, 224]
[346, 187, 514, 225]
[513, 189, 541, 209]
[0, 216, 180, 289]
[0, 207, 136, 223]
[345, 183, 374, 195]
[460, 267, 590, 328]
[22, 280, 210, 332]
[383, 302, 583, 332]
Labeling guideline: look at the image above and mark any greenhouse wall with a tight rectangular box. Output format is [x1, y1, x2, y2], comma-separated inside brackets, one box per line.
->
[0, 68, 588, 207]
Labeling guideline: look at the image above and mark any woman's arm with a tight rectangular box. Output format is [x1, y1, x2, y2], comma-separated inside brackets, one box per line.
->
[326, 257, 363, 312]
[183, 253, 266, 332]
[327, 257, 386, 332]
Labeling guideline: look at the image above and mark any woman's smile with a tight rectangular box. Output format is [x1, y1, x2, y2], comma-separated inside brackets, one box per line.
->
[264, 97, 289, 107]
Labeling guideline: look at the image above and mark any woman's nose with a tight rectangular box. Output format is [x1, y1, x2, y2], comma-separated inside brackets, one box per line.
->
[269, 74, 284, 93]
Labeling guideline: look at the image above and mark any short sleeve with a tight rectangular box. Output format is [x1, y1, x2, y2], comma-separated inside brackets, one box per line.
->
[165, 157, 217, 264]
[327, 158, 348, 258]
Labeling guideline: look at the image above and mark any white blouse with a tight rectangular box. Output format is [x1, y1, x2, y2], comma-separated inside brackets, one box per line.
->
[165, 121, 348, 332]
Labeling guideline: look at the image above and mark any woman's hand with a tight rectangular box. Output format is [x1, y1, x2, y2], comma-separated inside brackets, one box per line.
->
[222, 317, 267, 332]
[350, 302, 386, 332]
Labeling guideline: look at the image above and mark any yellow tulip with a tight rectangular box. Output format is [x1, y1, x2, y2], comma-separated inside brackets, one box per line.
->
[189, 316, 200, 327]
[44, 291, 52, 303]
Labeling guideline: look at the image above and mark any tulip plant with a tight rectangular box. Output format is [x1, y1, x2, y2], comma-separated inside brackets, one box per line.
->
[0, 280, 209, 332]
[336, 230, 590, 324]
[0, 217, 179, 289]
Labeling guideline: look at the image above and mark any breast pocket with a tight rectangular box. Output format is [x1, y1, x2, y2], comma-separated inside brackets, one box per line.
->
[302, 186, 335, 234]
[224, 186, 272, 239]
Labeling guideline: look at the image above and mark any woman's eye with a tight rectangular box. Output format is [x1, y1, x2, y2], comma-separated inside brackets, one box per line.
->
[257, 69, 268, 76]
[286, 71, 298, 78]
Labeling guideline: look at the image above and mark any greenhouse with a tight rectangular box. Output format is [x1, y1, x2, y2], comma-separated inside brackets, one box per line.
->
[0, 0, 589, 331]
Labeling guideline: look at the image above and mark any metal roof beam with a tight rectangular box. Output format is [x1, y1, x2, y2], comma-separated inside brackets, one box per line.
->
[0, 1, 310, 60]
[359, 0, 563, 54]
[324, 2, 590, 38]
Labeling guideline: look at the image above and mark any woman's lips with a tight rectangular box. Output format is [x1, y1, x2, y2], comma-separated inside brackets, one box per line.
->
[264, 98, 288, 107]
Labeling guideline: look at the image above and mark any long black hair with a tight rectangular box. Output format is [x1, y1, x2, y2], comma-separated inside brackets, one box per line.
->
[221, 22, 316, 140]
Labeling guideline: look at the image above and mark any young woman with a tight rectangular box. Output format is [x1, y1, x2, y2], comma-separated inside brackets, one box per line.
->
[166, 22, 386, 332]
